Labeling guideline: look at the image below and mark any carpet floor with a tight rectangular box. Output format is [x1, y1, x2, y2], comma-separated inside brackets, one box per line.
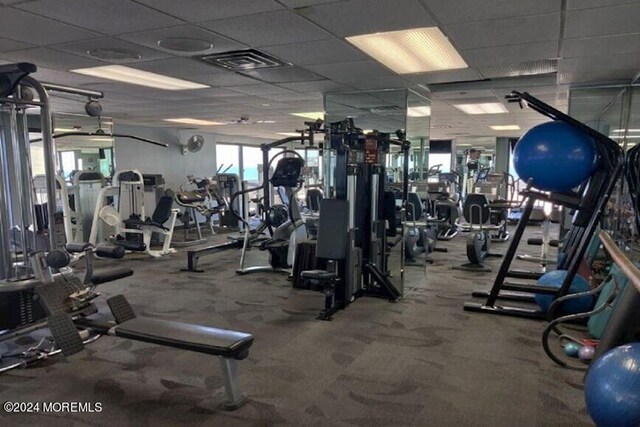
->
[0, 224, 592, 426]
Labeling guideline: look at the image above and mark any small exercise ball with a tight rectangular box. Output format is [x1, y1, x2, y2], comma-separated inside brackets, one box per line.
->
[585, 343, 640, 427]
[534, 270, 593, 314]
[579, 345, 596, 364]
[513, 121, 598, 192]
[564, 342, 581, 358]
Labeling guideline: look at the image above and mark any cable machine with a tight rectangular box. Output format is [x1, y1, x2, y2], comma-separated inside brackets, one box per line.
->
[300, 119, 410, 319]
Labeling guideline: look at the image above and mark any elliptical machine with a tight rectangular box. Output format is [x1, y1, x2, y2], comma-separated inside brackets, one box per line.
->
[453, 194, 504, 272]
[234, 126, 321, 275]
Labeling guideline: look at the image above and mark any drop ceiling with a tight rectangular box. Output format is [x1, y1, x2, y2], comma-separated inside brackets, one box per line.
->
[0, 0, 638, 142]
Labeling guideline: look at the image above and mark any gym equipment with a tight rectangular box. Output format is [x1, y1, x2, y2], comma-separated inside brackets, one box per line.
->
[578, 345, 596, 363]
[9, 243, 254, 410]
[420, 173, 461, 240]
[465, 91, 624, 320]
[564, 342, 580, 357]
[453, 194, 503, 272]
[236, 154, 307, 275]
[541, 231, 640, 370]
[534, 270, 593, 314]
[585, 343, 640, 427]
[299, 121, 408, 320]
[173, 175, 227, 246]
[513, 121, 599, 192]
[89, 170, 179, 257]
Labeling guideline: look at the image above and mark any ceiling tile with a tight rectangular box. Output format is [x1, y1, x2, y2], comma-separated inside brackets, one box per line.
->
[194, 88, 248, 98]
[277, 80, 350, 93]
[16, 0, 182, 36]
[340, 75, 412, 90]
[420, 0, 560, 24]
[446, 14, 560, 50]
[279, 0, 347, 6]
[563, 33, 640, 58]
[0, 8, 99, 45]
[198, 10, 331, 47]
[566, 0, 638, 10]
[190, 72, 261, 87]
[129, 57, 224, 78]
[224, 84, 294, 96]
[238, 66, 325, 83]
[3, 47, 104, 70]
[52, 37, 171, 63]
[0, 36, 34, 52]
[564, 3, 640, 39]
[135, 0, 283, 22]
[461, 42, 558, 68]
[306, 60, 394, 83]
[404, 68, 484, 85]
[301, 0, 435, 37]
[261, 38, 366, 66]
[260, 92, 324, 102]
[31, 67, 107, 86]
[119, 25, 246, 56]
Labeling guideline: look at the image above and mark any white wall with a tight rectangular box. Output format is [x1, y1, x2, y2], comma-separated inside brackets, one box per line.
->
[113, 124, 269, 192]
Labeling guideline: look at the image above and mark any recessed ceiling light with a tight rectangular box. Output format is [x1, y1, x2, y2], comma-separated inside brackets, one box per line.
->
[88, 137, 113, 142]
[454, 103, 508, 115]
[71, 65, 209, 90]
[164, 118, 224, 126]
[346, 27, 467, 74]
[54, 127, 81, 132]
[87, 48, 141, 61]
[489, 125, 520, 131]
[158, 37, 213, 53]
[362, 129, 374, 133]
[407, 106, 431, 117]
[291, 112, 324, 120]
[457, 144, 472, 146]
[612, 129, 640, 133]
[256, 120, 276, 124]
[277, 132, 301, 137]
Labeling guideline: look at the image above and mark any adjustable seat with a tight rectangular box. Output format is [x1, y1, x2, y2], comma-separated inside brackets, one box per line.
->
[300, 199, 349, 319]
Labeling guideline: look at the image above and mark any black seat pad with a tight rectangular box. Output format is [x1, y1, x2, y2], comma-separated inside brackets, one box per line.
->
[113, 317, 254, 360]
[176, 191, 206, 205]
[91, 267, 134, 285]
[301, 270, 337, 280]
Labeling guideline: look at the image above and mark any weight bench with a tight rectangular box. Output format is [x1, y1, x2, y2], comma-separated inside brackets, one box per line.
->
[34, 250, 254, 410]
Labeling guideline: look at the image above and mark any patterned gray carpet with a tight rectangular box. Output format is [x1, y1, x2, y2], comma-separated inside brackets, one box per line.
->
[0, 226, 591, 426]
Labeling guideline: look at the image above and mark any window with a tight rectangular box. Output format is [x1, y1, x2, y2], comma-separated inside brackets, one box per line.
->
[215, 144, 240, 176]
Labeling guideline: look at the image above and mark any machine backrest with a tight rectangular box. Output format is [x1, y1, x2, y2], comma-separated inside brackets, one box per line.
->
[406, 193, 423, 221]
[151, 196, 174, 224]
[306, 189, 323, 212]
[316, 199, 349, 260]
[462, 193, 491, 224]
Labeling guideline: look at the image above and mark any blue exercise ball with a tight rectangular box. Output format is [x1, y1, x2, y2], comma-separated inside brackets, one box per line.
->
[513, 121, 599, 192]
[534, 270, 593, 314]
[585, 343, 640, 427]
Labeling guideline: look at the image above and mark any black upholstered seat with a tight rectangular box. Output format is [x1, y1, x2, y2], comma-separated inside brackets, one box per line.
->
[90, 267, 133, 285]
[176, 191, 206, 205]
[301, 270, 337, 280]
[112, 317, 254, 360]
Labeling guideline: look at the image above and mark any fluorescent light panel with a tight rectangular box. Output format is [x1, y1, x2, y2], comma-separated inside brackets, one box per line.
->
[454, 103, 508, 115]
[612, 129, 640, 132]
[489, 125, 520, 130]
[277, 132, 301, 137]
[290, 112, 324, 120]
[346, 27, 467, 74]
[610, 134, 640, 139]
[407, 106, 431, 117]
[71, 65, 209, 90]
[164, 118, 224, 126]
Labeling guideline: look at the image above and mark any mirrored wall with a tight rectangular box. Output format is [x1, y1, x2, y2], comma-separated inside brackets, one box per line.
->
[324, 88, 431, 183]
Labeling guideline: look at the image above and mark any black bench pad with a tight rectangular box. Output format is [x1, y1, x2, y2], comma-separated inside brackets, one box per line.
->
[91, 267, 134, 285]
[112, 317, 254, 360]
[301, 270, 337, 281]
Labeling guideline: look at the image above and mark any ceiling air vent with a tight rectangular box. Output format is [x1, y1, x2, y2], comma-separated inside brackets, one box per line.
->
[199, 49, 291, 71]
